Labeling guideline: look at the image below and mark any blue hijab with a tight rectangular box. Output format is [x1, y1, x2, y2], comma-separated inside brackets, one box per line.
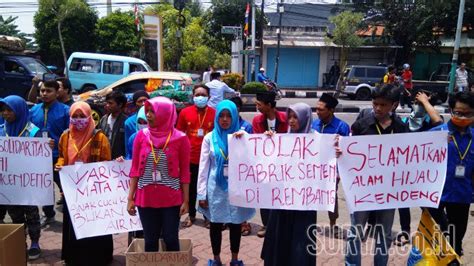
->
[212, 100, 239, 191]
[135, 106, 147, 131]
[0, 95, 29, 137]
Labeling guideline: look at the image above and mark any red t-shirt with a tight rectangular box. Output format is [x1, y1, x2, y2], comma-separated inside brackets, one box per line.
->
[176, 105, 216, 164]
[402, 70, 413, 89]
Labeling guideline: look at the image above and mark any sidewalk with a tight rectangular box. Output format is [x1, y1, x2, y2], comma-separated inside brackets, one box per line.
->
[25, 189, 474, 265]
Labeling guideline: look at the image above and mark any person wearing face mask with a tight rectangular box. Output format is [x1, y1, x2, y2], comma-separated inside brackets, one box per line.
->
[55, 102, 113, 265]
[0, 95, 46, 260]
[125, 91, 150, 158]
[428, 92, 474, 257]
[197, 100, 255, 266]
[125, 106, 147, 160]
[345, 85, 409, 266]
[177, 84, 216, 228]
[261, 103, 317, 266]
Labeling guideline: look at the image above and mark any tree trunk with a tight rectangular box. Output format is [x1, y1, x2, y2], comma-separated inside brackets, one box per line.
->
[58, 22, 68, 77]
[334, 46, 347, 99]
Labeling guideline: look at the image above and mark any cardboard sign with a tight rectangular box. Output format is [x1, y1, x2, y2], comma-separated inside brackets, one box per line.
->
[338, 131, 448, 213]
[228, 133, 338, 211]
[60, 160, 142, 239]
[126, 239, 192, 266]
[0, 137, 54, 205]
[410, 210, 461, 265]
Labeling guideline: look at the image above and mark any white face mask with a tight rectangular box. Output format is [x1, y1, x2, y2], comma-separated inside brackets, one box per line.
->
[137, 123, 148, 131]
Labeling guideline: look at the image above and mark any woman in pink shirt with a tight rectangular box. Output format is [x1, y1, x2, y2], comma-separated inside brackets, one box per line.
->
[127, 97, 191, 252]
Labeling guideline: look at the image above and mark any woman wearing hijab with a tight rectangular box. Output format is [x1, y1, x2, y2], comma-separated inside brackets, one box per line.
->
[127, 97, 190, 252]
[197, 100, 255, 266]
[0, 95, 43, 260]
[125, 106, 147, 160]
[55, 101, 113, 266]
[261, 103, 317, 266]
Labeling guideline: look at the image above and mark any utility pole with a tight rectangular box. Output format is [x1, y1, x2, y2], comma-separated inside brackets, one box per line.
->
[259, 0, 265, 68]
[448, 0, 465, 93]
[251, 1, 256, 81]
[106, 0, 112, 16]
[274, 0, 283, 83]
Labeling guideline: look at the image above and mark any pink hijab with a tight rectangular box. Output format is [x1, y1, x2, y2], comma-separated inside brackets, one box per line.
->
[144, 97, 181, 146]
[68, 102, 96, 164]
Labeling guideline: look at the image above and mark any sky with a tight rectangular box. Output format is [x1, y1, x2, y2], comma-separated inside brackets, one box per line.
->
[0, 0, 338, 35]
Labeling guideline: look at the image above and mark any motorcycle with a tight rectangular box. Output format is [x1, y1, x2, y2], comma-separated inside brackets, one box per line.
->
[263, 79, 283, 100]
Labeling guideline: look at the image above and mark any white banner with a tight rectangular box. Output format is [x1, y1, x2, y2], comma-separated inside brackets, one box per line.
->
[0, 136, 54, 205]
[338, 131, 448, 213]
[229, 133, 338, 211]
[60, 160, 142, 239]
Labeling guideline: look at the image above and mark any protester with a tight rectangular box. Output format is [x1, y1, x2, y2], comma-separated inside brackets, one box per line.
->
[55, 102, 113, 265]
[206, 72, 237, 109]
[127, 97, 190, 252]
[98, 90, 128, 159]
[125, 106, 147, 160]
[455, 63, 469, 92]
[203, 66, 214, 84]
[428, 91, 474, 256]
[383, 65, 396, 85]
[56, 78, 74, 106]
[252, 91, 288, 237]
[197, 100, 255, 266]
[401, 63, 413, 110]
[261, 102, 317, 266]
[345, 84, 408, 266]
[257, 68, 270, 83]
[30, 80, 70, 227]
[312, 93, 349, 238]
[177, 84, 216, 228]
[0, 95, 46, 260]
[124, 91, 150, 158]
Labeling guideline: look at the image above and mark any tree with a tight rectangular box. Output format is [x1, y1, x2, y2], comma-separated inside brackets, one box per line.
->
[327, 11, 364, 92]
[96, 11, 140, 55]
[34, 0, 98, 69]
[0, 16, 34, 49]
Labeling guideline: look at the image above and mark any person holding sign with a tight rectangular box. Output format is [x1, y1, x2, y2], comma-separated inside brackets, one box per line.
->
[177, 84, 216, 228]
[197, 100, 255, 266]
[252, 91, 288, 238]
[127, 97, 191, 252]
[55, 102, 114, 265]
[260, 102, 317, 266]
[0, 95, 45, 260]
[345, 85, 408, 266]
[312, 93, 349, 238]
[428, 92, 474, 256]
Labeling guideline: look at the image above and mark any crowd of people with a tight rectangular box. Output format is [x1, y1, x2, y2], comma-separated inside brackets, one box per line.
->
[0, 70, 473, 266]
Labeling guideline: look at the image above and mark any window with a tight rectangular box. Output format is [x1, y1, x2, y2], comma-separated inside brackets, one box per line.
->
[69, 58, 101, 73]
[18, 57, 49, 75]
[4, 60, 25, 75]
[367, 68, 386, 78]
[103, 61, 124, 75]
[129, 63, 146, 73]
[353, 68, 366, 78]
[115, 79, 147, 94]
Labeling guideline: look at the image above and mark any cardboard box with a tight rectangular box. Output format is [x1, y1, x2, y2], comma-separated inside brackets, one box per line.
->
[0, 224, 26, 266]
[125, 238, 192, 266]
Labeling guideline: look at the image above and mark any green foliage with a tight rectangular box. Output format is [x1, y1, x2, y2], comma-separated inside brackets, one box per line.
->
[95, 10, 140, 55]
[214, 53, 231, 69]
[222, 73, 244, 91]
[241, 81, 267, 94]
[149, 89, 191, 103]
[180, 45, 215, 71]
[34, 0, 98, 67]
[327, 11, 364, 48]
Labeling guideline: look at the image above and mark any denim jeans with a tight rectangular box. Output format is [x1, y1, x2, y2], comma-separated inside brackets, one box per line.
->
[345, 209, 395, 266]
[138, 206, 180, 252]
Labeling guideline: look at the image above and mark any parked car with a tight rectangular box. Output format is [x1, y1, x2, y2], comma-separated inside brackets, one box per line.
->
[340, 65, 387, 100]
[76, 71, 195, 125]
[0, 54, 52, 99]
[67, 52, 152, 93]
[429, 62, 473, 82]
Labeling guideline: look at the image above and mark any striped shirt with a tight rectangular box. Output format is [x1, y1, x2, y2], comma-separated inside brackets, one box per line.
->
[138, 148, 180, 190]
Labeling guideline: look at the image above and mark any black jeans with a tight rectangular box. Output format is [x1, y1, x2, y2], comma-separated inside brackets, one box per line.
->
[8, 206, 41, 242]
[428, 202, 470, 255]
[43, 158, 61, 218]
[398, 208, 411, 234]
[138, 206, 180, 252]
[210, 222, 241, 255]
[260, 209, 269, 227]
[189, 163, 199, 218]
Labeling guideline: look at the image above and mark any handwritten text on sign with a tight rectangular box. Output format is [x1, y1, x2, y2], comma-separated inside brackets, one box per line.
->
[228, 133, 338, 211]
[60, 160, 142, 239]
[338, 131, 448, 213]
[0, 136, 53, 205]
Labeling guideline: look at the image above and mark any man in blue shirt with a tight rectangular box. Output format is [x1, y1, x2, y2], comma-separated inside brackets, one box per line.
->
[30, 80, 70, 227]
[429, 91, 474, 256]
[257, 67, 269, 83]
[124, 90, 150, 157]
[312, 93, 349, 238]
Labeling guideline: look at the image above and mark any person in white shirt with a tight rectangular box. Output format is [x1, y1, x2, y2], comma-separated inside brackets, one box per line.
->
[202, 66, 214, 84]
[205, 72, 237, 109]
[455, 63, 469, 92]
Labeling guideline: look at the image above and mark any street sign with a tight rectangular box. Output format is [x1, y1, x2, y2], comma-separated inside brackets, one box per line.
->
[240, 50, 257, 55]
[221, 26, 241, 35]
